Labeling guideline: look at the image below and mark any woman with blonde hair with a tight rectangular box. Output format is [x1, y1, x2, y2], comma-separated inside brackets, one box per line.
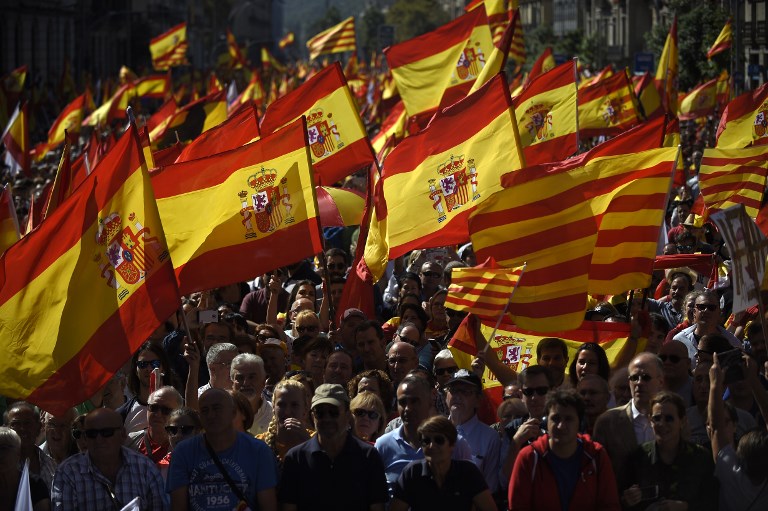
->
[257, 379, 313, 466]
[350, 391, 386, 443]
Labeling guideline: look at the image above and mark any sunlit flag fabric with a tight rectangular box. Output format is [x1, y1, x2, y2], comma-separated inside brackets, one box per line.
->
[261, 47, 287, 73]
[384, 7, 485, 119]
[468, 8, 516, 95]
[112, 75, 171, 117]
[150, 90, 227, 148]
[370, 101, 406, 155]
[698, 146, 768, 220]
[175, 103, 260, 164]
[151, 117, 323, 295]
[707, 19, 732, 59]
[279, 32, 295, 49]
[522, 47, 555, 88]
[150, 22, 188, 71]
[360, 75, 522, 282]
[716, 82, 768, 149]
[678, 78, 717, 121]
[227, 29, 248, 69]
[41, 138, 74, 221]
[316, 186, 365, 227]
[1, 102, 29, 176]
[635, 71, 662, 120]
[0, 126, 179, 416]
[260, 62, 373, 186]
[512, 61, 577, 166]
[469, 145, 677, 331]
[445, 260, 525, 320]
[0, 65, 27, 128]
[37, 93, 86, 156]
[146, 97, 178, 134]
[578, 70, 641, 137]
[231, 70, 265, 111]
[306, 16, 357, 61]
[655, 16, 678, 115]
[0, 185, 20, 257]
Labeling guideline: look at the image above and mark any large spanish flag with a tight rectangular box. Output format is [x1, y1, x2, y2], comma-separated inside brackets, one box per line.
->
[175, 103, 260, 164]
[469, 145, 677, 331]
[716, 82, 768, 149]
[0, 185, 20, 256]
[360, 75, 522, 282]
[678, 78, 717, 121]
[655, 16, 678, 115]
[152, 117, 323, 294]
[707, 19, 732, 59]
[385, 8, 485, 118]
[306, 16, 357, 61]
[699, 145, 768, 220]
[0, 126, 179, 415]
[513, 61, 578, 166]
[150, 22, 189, 71]
[1, 102, 29, 176]
[578, 70, 641, 138]
[150, 90, 227, 148]
[260, 62, 373, 186]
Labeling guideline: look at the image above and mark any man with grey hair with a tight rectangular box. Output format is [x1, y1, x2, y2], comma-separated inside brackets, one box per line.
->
[127, 386, 183, 465]
[198, 342, 239, 396]
[231, 352, 272, 435]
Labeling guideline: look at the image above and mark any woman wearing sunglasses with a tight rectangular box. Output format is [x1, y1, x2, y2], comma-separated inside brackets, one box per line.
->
[157, 408, 201, 482]
[622, 391, 716, 510]
[389, 415, 497, 511]
[350, 391, 386, 443]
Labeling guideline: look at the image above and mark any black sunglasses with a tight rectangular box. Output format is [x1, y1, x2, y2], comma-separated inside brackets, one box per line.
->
[327, 263, 346, 270]
[165, 425, 197, 435]
[352, 409, 380, 420]
[136, 359, 162, 370]
[629, 373, 653, 382]
[695, 303, 718, 312]
[651, 413, 676, 424]
[421, 271, 441, 278]
[522, 386, 549, 397]
[434, 366, 458, 376]
[84, 427, 122, 439]
[312, 407, 341, 419]
[420, 435, 447, 446]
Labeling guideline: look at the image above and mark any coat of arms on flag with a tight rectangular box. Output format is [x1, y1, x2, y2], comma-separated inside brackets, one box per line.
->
[754, 99, 768, 139]
[306, 108, 344, 161]
[428, 154, 479, 223]
[238, 167, 296, 238]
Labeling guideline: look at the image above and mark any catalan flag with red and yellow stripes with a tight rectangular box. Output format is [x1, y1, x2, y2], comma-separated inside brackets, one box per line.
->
[513, 61, 577, 166]
[306, 16, 356, 61]
[260, 62, 372, 186]
[578, 70, 641, 138]
[655, 16, 678, 115]
[698, 146, 768, 220]
[150, 22, 189, 71]
[1, 102, 29, 176]
[445, 261, 525, 319]
[716, 82, 768, 149]
[469, 144, 677, 331]
[0, 185, 20, 256]
[175, 103, 260, 164]
[152, 117, 323, 294]
[679, 78, 717, 121]
[509, 8, 526, 66]
[0, 126, 179, 415]
[707, 19, 732, 59]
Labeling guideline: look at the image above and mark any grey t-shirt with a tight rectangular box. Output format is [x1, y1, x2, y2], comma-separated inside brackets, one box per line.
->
[716, 444, 768, 511]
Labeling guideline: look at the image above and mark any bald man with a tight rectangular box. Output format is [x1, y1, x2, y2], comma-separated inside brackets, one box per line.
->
[387, 342, 419, 388]
[51, 408, 166, 510]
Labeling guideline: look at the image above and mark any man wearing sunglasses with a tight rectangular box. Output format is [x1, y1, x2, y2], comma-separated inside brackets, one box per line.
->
[673, 290, 741, 367]
[593, 353, 665, 491]
[419, 262, 444, 302]
[279, 384, 388, 510]
[659, 341, 693, 407]
[52, 408, 166, 510]
[127, 386, 182, 466]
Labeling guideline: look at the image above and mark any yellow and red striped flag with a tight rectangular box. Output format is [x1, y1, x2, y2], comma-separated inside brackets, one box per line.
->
[445, 261, 525, 319]
[0, 126, 179, 415]
[227, 28, 248, 69]
[371, 101, 407, 156]
[1, 102, 29, 176]
[46, 93, 87, 148]
[41, 138, 74, 221]
[513, 61, 577, 166]
[260, 62, 373, 186]
[716, 82, 768, 149]
[0, 185, 20, 256]
[469, 144, 677, 331]
[578, 70, 641, 137]
[175, 103, 260, 163]
[466, 0, 509, 46]
[707, 19, 732, 59]
[509, 7, 526, 66]
[699, 145, 768, 220]
[0, 65, 27, 128]
[149, 90, 227, 148]
[261, 47, 287, 74]
[145, 97, 178, 134]
[678, 78, 717, 121]
[655, 16, 678, 115]
[231, 71, 266, 113]
[523, 47, 555, 88]
[151, 117, 323, 294]
[279, 32, 295, 49]
[716, 70, 730, 109]
[360, 75, 522, 282]
[468, 7, 518, 95]
[635, 71, 663, 120]
[150, 22, 189, 71]
[306, 16, 356, 61]
[385, 7, 486, 120]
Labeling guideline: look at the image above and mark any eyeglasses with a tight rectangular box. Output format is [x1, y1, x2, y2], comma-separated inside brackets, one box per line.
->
[83, 427, 122, 439]
[676, 244, 694, 252]
[651, 414, 677, 424]
[420, 434, 447, 446]
[148, 404, 173, 415]
[312, 407, 341, 419]
[695, 303, 718, 312]
[165, 425, 197, 435]
[421, 271, 441, 278]
[659, 354, 683, 364]
[628, 373, 653, 383]
[434, 366, 458, 376]
[296, 325, 319, 334]
[353, 409, 380, 420]
[136, 359, 162, 370]
[522, 386, 549, 397]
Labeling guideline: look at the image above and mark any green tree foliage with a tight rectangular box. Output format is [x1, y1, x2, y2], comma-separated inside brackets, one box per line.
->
[645, 0, 729, 91]
[386, 0, 450, 43]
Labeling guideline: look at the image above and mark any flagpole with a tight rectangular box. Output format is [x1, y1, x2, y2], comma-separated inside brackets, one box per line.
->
[573, 57, 581, 154]
[481, 262, 527, 355]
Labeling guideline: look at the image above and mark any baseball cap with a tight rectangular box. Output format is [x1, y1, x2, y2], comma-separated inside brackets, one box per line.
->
[342, 308, 367, 322]
[258, 338, 287, 354]
[445, 369, 482, 391]
[311, 384, 350, 409]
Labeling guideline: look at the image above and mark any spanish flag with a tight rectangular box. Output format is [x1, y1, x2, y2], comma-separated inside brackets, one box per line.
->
[231, 71, 266, 112]
[150, 22, 189, 71]
[279, 32, 295, 49]
[0, 126, 179, 415]
[227, 28, 248, 69]
[175, 103, 260, 163]
[306, 16, 357, 61]
[509, 8, 526, 66]
[260, 62, 373, 186]
[152, 117, 323, 294]
[114, 74, 171, 113]
[385, 7, 486, 119]
[469, 144, 677, 331]
[47, 93, 87, 147]
[445, 260, 525, 320]
[655, 16, 678, 115]
[523, 47, 555, 88]
[0, 66, 27, 128]
[150, 90, 227, 149]
[699, 146, 768, 220]
[370, 101, 407, 156]
[716, 70, 730, 109]
[513, 61, 577, 166]
[635, 71, 663, 120]
[0, 185, 20, 256]
[1, 102, 29, 176]
[716, 82, 768, 149]
[578, 70, 641, 137]
[678, 78, 717, 121]
[466, 0, 509, 47]
[360, 75, 522, 282]
[468, 8, 517, 95]
[42, 138, 74, 220]
[261, 47, 287, 73]
[146, 97, 178, 134]
[707, 19, 732, 59]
